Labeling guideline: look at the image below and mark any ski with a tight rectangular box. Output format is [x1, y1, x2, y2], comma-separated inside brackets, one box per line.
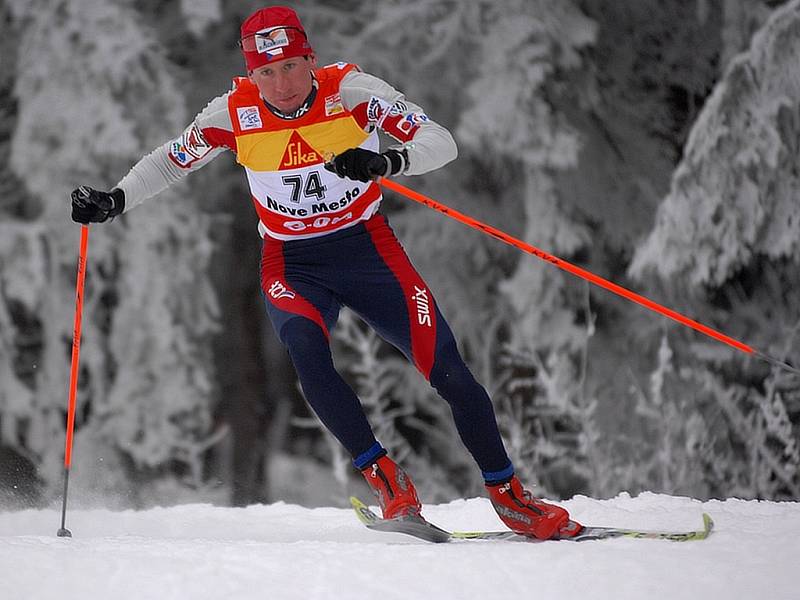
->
[351, 496, 452, 542]
[351, 496, 714, 543]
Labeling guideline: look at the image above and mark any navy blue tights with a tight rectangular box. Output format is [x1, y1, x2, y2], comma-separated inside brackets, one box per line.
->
[280, 317, 511, 477]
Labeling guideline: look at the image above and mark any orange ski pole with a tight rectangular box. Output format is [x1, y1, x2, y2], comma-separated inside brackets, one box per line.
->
[57, 224, 89, 538]
[380, 178, 799, 376]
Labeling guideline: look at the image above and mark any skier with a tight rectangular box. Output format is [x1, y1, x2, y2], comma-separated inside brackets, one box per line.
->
[70, 5, 580, 539]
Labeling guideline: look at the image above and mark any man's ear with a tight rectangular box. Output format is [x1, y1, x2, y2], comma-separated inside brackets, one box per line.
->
[307, 54, 318, 68]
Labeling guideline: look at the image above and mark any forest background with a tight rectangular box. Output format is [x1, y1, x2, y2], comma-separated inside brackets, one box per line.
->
[1, 0, 798, 510]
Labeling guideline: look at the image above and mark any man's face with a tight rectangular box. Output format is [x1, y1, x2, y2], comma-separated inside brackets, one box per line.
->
[249, 55, 316, 114]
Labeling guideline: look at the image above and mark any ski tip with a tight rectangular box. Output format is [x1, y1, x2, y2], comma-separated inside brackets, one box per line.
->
[350, 496, 379, 526]
[701, 513, 715, 536]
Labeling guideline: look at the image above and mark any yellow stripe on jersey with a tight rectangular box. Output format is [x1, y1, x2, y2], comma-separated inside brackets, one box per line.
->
[236, 116, 370, 171]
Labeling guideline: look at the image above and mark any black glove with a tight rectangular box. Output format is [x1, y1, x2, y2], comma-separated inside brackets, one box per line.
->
[70, 186, 125, 224]
[324, 148, 407, 183]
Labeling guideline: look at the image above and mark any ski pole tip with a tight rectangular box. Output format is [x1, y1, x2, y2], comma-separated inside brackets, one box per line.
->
[754, 350, 800, 377]
[56, 527, 72, 538]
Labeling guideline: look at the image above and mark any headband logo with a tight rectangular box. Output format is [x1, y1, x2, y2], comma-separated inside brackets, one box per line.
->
[256, 28, 290, 55]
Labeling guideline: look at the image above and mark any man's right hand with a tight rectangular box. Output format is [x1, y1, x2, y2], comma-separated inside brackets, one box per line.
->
[70, 187, 125, 224]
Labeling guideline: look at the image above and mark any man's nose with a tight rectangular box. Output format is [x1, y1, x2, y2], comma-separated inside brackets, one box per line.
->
[274, 72, 291, 92]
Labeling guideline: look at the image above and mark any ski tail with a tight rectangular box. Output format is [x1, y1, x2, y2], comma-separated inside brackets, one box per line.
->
[452, 513, 715, 542]
[569, 512, 715, 542]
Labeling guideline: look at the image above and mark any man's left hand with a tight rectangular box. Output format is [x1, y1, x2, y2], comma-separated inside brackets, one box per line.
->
[324, 148, 388, 182]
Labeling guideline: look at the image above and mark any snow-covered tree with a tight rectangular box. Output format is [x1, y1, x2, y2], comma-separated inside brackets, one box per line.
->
[630, 0, 800, 287]
[451, 0, 598, 497]
[626, 0, 800, 500]
[1, 0, 220, 507]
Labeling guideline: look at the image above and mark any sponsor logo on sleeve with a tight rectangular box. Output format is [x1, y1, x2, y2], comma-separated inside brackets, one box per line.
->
[366, 96, 391, 124]
[169, 141, 192, 166]
[398, 115, 416, 135]
[168, 123, 213, 167]
[388, 101, 408, 116]
[379, 113, 420, 141]
[395, 113, 428, 134]
[183, 123, 212, 159]
[237, 106, 263, 131]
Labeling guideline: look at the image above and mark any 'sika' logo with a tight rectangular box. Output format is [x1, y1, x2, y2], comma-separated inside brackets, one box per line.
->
[269, 280, 296, 300]
[412, 286, 432, 327]
[279, 131, 321, 169]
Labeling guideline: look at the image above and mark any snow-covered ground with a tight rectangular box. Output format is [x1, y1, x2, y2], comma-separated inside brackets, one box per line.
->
[1, 492, 797, 600]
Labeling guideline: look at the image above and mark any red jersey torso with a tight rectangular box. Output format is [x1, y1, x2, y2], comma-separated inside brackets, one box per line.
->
[227, 63, 382, 240]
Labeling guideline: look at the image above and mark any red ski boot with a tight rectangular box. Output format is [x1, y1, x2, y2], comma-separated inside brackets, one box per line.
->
[486, 476, 581, 539]
[360, 455, 422, 519]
